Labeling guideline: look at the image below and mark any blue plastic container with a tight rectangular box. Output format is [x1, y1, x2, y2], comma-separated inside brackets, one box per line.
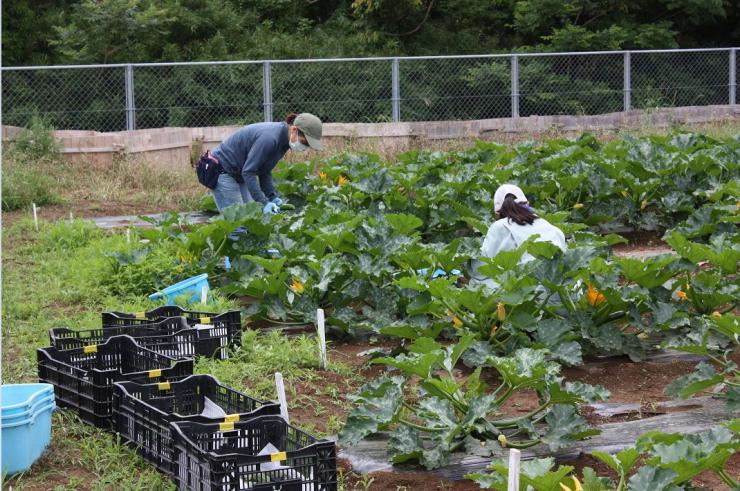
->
[148, 274, 209, 305]
[1, 384, 56, 476]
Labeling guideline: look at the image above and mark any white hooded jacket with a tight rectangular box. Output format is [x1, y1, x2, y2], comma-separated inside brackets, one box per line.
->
[470, 216, 566, 289]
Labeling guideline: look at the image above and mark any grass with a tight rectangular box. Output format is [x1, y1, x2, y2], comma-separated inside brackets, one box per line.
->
[1, 218, 358, 489]
[1, 148, 203, 214]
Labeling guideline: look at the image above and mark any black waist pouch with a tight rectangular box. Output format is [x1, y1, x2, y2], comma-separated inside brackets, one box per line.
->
[196, 151, 223, 189]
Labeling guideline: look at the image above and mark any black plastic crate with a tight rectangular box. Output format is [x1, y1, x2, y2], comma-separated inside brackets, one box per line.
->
[50, 316, 227, 359]
[102, 307, 242, 353]
[112, 375, 281, 475]
[37, 335, 194, 429]
[171, 416, 337, 491]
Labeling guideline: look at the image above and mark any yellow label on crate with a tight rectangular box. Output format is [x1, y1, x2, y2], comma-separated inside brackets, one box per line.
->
[148, 369, 162, 378]
[157, 382, 171, 391]
[270, 452, 287, 463]
[219, 422, 234, 432]
[199, 316, 211, 324]
[135, 312, 146, 320]
[84, 345, 98, 354]
[223, 414, 239, 423]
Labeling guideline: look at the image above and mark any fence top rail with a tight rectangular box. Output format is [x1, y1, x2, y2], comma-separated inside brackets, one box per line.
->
[2, 47, 738, 71]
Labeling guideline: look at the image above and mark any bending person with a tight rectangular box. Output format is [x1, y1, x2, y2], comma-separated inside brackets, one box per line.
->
[208, 112, 323, 214]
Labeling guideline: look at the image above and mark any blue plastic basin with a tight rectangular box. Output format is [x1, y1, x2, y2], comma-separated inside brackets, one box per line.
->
[1, 384, 56, 476]
[149, 274, 210, 305]
[1, 384, 54, 418]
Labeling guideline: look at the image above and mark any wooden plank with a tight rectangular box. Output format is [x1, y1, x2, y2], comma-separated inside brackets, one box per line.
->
[337, 396, 731, 480]
[92, 211, 212, 230]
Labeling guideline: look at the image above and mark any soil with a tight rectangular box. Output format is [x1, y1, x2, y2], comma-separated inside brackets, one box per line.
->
[287, 340, 393, 434]
[338, 459, 481, 491]
[563, 356, 700, 404]
[611, 230, 672, 257]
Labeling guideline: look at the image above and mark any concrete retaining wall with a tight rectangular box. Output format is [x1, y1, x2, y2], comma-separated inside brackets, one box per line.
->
[3, 105, 738, 166]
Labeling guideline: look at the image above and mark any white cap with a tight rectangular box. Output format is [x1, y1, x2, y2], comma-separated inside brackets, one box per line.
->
[493, 184, 528, 213]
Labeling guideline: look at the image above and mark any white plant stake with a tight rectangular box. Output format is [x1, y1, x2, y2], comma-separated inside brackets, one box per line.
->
[32, 203, 38, 231]
[126, 228, 131, 243]
[69, 212, 73, 224]
[201, 285, 208, 305]
[316, 308, 328, 369]
[507, 448, 521, 491]
[275, 372, 289, 424]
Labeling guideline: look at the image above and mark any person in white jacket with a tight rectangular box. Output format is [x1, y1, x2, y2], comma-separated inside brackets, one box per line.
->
[470, 184, 566, 289]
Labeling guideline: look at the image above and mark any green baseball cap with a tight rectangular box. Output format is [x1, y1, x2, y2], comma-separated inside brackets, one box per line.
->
[294, 113, 323, 150]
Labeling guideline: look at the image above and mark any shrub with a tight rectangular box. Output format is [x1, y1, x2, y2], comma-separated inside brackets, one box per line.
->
[1, 153, 61, 211]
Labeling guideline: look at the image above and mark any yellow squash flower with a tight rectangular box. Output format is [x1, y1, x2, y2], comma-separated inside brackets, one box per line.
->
[497, 302, 506, 322]
[497, 434, 507, 448]
[560, 477, 583, 491]
[677, 290, 687, 301]
[640, 199, 648, 210]
[291, 278, 305, 295]
[318, 171, 328, 182]
[447, 309, 463, 328]
[586, 284, 606, 306]
[337, 175, 349, 186]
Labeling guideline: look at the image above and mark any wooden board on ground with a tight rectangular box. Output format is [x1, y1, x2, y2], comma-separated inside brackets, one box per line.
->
[337, 396, 730, 480]
[92, 211, 213, 229]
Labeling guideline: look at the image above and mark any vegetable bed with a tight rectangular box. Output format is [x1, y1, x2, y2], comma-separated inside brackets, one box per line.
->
[3, 131, 738, 490]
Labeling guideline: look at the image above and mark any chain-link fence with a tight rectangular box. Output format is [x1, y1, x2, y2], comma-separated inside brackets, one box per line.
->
[1, 48, 737, 132]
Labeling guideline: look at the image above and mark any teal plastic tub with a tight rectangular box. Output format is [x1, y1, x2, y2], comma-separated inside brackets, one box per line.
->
[148, 274, 209, 305]
[1, 384, 56, 476]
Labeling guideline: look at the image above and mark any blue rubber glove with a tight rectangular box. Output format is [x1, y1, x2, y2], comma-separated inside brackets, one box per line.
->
[271, 196, 283, 206]
[263, 202, 280, 214]
[416, 268, 462, 278]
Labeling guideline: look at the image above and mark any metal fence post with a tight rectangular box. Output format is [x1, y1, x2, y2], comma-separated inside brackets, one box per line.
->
[730, 48, 737, 105]
[623, 51, 631, 112]
[125, 64, 136, 130]
[511, 54, 519, 118]
[392, 58, 401, 122]
[263, 61, 273, 122]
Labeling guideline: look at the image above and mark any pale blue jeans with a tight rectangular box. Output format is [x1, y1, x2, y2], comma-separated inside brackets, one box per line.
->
[212, 173, 252, 242]
[211, 173, 252, 212]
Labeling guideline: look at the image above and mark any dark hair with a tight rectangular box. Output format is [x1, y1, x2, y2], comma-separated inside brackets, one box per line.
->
[498, 194, 537, 225]
[284, 112, 305, 138]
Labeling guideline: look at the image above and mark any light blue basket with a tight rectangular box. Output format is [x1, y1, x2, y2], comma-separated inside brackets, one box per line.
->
[148, 273, 210, 305]
[1, 384, 56, 476]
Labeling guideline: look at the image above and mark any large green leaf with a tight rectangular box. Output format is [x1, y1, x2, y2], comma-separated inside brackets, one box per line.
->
[626, 466, 678, 491]
[541, 404, 599, 450]
[372, 352, 443, 378]
[340, 376, 405, 445]
[489, 349, 559, 389]
[664, 362, 724, 399]
[613, 255, 680, 289]
[385, 213, 424, 235]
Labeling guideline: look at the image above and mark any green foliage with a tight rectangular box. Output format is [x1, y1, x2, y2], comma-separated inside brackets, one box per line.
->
[12, 116, 60, 158]
[4, 1, 740, 128]
[339, 339, 607, 469]
[5, 0, 738, 66]
[104, 241, 202, 299]
[2, 118, 62, 211]
[469, 421, 739, 490]
[1, 154, 62, 211]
